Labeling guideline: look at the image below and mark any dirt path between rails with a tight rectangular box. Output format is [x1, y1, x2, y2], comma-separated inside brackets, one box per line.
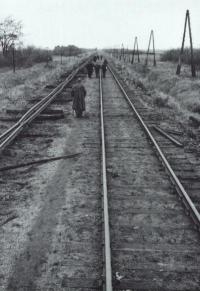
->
[1, 75, 102, 290]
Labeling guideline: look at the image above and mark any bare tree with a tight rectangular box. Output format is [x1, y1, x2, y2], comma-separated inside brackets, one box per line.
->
[0, 16, 23, 56]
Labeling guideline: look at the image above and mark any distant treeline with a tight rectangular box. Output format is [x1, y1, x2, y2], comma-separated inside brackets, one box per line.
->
[0, 44, 84, 68]
[161, 48, 200, 67]
[53, 45, 84, 56]
[0, 46, 52, 68]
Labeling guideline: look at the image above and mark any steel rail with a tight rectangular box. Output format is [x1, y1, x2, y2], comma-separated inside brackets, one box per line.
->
[0, 59, 88, 142]
[0, 83, 65, 146]
[0, 83, 68, 152]
[99, 70, 113, 290]
[0, 58, 90, 153]
[153, 125, 183, 147]
[0, 74, 65, 143]
[108, 64, 200, 229]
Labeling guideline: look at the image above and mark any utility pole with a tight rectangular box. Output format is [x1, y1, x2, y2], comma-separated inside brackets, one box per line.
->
[176, 10, 196, 77]
[121, 43, 125, 61]
[120, 44, 123, 60]
[126, 46, 129, 62]
[145, 30, 156, 66]
[60, 47, 63, 64]
[131, 37, 140, 64]
[118, 48, 120, 59]
[12, 41, 16, 73]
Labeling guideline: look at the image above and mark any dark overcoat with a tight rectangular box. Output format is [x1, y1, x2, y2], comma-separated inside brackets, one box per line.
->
[71, 84, 86, 111]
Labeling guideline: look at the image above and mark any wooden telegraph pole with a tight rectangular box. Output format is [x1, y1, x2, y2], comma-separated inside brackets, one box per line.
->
[176, 10, 196, 77]
[131, 37, 140, 64]
[145, 30, 156, 66]
[119, 44, 122, 60]
[111, 48, 114, 58]
[126, 46, 129, 62]
[12, 41, 16, 73]
[10, 34, 17, 73]
[120, 43, 125, 61]
[60, 49, 63, 64]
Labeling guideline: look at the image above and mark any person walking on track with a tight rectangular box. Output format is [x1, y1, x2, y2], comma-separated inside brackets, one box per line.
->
[71, 78, 86, 118]
[94, 58, 101, 78]
[102, 59, 108, 78]
[86, 61, 94, 78]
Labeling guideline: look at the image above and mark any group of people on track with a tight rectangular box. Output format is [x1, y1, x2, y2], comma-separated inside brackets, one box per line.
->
[71, 55, 108, 118]
[86, 55, 108, 78]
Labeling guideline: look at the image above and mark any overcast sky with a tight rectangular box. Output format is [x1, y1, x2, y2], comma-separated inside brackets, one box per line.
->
[1, 0, 200, 50]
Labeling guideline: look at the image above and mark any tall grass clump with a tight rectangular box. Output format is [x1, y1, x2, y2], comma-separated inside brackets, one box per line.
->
[153, 95, 169, 107]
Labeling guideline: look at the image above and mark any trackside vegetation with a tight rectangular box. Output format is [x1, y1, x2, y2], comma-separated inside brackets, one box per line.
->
[160, 48, 200, 67]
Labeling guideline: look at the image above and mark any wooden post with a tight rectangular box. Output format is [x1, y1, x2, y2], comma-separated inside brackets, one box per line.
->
[131, 37, 140, 64]
[120, 44, 122, 60]
[145, 30, 156, 66]
[145, 31, 152, 66]
[122, 44, 125, 62]
[12, 41, 16, 73]
[136, 38, 140, 63]
[131, 37, 137, 64]
[152, 31, 156, 66]
[176, 11, 188, 75]
[176, 10, 196, 77]
[60, 48, 63, 64]
[121, 43, 125, 62]
[126, 46, 129, 62]
[187, 10, 196, 77]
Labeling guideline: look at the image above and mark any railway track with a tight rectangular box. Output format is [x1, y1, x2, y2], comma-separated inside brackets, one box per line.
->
[100, 65, 200, 290]
[0, 56, 90, 154]
[3, 58, 200, 290]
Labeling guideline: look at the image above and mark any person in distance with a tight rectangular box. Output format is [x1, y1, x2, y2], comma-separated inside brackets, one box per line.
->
[94, 58, 101, 78]
[71, 78, 86, 118]
[102, 59, 108, 78]
[86, 61, 94, 78]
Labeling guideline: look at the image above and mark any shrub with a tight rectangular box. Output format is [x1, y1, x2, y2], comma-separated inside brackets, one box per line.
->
[16, 47, 52, 67]
[0, 54, 11, 67]
[153, 96, 169, 107]
[190, 103, 200, 114]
